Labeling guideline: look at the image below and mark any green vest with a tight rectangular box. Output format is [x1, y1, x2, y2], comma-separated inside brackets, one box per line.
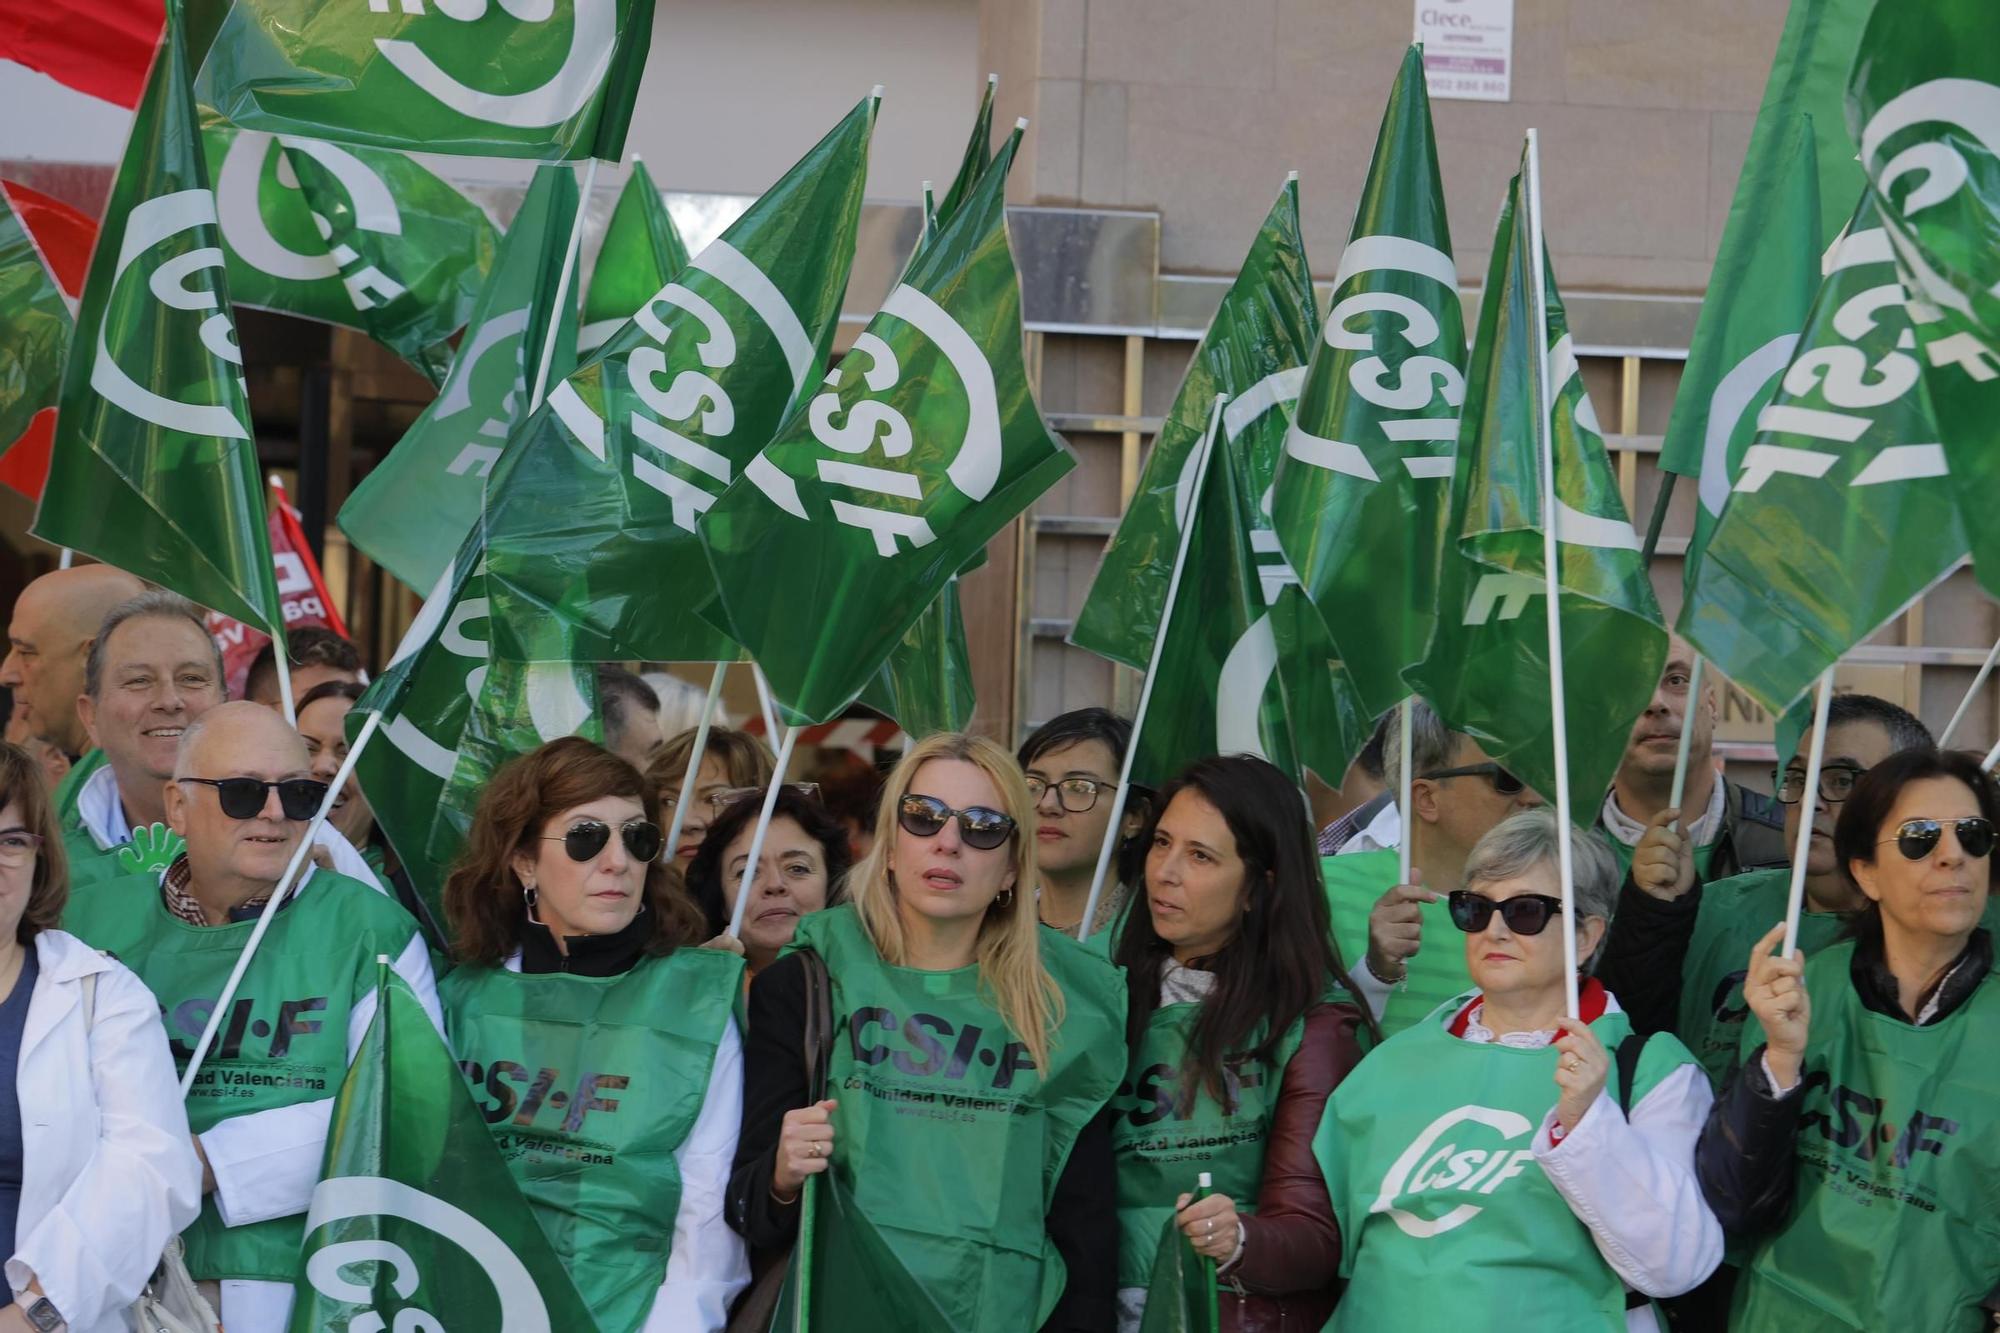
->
[1111, 1000, 1303, 1288]
[1314, 996, 1693, 1330]
[1322, 850, 1471, 1036]
[792, 905, 1127, 1331]
[61, 867, 422, 1282]
[1675, 869, 1850, 1090]
[442, 948, 743, 1333]
[1733, 940, 2000, 1331]
[56, 756, 186, 889]
[51, 748, 103, 825]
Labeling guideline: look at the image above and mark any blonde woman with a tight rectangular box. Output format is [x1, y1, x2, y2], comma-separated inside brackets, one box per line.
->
[726, 733, 1127, 1331]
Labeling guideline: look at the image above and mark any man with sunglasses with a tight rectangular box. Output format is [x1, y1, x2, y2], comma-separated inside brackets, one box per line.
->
[60, 702, 441, 1332]
[1324, 699, 1543, 1036]
[1598, 693, 1933, 1062]
[1597, 637, 1789, 886]
[60, 592, 384, 893]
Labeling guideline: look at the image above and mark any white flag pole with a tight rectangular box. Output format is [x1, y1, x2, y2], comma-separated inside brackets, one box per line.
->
[179, 710, 383, 1095]
[527, 157, 599, 414]
[1781, 668, 1836, 958]
[1940, 633, 2000, 749]
[664, 662, 729, 858]
[751, 664, 782, 744]
[728, 724, 801, 937]
[57, 548, 73, 569]
[1397, 697, 1415, 884]
[1078, 393, 1229, 941]
[1981, 734, 2000, 772]
[1524, 130, 1580, 1020]
[1665, 655, 1706, 833]
[273, 643, 297, 725]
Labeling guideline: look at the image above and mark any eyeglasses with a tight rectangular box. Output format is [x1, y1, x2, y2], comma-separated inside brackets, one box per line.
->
[178, 776, 329, 821]
[1025, 775, 1115, 813]
[1775, 762, 1867, 806]
[1878, 817, 1995, 862]
[713, 782, 822, 809]
[542, 819, 665, 864]
[1447, 889, 1566, 936]
[897, 794, 1017, 850]
[0, 830, 42, 868]
[1421, 763, 1526, 796]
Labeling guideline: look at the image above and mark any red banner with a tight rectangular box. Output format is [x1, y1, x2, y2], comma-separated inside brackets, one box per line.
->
[0, 0, 163, 108]
[206, 478, 350, 699]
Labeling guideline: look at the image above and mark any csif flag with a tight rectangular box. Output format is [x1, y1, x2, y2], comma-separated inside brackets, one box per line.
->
[480, 93, 879, 669]
[932, 73, 998, 233]
[1271, 46, 1467, 722]
[196, 0, 656, 161]
[579, 157, 690, 355]
[1405, 152, 1668, 818]
[432, 654, 600, 869]
[204, 476, 349, 698]
[338, 162, 581, 596]
[204, 121, 498, 387]
[32, 0, 284, 638]
[1846, 0, 2000, 599]
[697, 121, 1074, 726]
[288, 961, 601, 1332]
[1679, 190, 1967, 713]
[0, 181, 92, 504]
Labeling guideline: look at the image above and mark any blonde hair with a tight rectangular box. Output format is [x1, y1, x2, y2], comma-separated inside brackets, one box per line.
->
[847, 732, 1062, 1073]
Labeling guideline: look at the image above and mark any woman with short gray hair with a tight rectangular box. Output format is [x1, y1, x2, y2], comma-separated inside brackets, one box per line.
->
[1312, 809, 1721, 1330]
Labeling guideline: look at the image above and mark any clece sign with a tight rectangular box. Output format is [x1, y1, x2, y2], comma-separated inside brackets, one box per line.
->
[1414, 0, 1513, 103]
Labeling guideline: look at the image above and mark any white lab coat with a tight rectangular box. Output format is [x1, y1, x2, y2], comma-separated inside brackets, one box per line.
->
[6, 929, 203, 1333]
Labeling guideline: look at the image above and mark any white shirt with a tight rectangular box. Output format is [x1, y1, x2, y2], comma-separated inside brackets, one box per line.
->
[1599, 778, 1726, 851]
[1335, 799, 1401, 857]
[76, 762, 388, 893]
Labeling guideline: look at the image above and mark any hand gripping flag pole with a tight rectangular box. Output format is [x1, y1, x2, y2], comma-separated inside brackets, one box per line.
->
[1078, 393, 1229, 942]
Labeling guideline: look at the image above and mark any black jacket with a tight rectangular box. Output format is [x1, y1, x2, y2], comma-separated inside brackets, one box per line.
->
[726, 950, 1116, 1333]
[1596, 778, 1790, 1035]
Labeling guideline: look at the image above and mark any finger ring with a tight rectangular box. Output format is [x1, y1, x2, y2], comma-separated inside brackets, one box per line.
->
[1565, 1055, 1579, 1071]
[809, 1142, 822, 1158]
[1206, 1220, 1214, 1235]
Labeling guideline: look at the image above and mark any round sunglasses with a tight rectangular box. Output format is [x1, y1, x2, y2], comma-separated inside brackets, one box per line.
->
[178, 776, 329, 821]
[897, 794, 1017, 850]
[1878, 817, 1995, 862]
[1448, 889, 1565, 936]
[541, 819, 665, 864]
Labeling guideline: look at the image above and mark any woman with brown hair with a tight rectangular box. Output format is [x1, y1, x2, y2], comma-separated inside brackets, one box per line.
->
[646, 726, 776, 868]
[726, 732, 1128, 1332]
[2, 741, 201, 1332]
[441, 736, 749, 1331]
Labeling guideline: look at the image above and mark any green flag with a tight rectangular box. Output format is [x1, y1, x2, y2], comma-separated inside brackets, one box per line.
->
[1679, 114, 1825, 590]
[1075, 177, 1365, 782]
[1678, 191, 1967, 713]
[32, 5, 284, 636]
[288, 962, 600, 1333]
[933, 73, 997, 233]
[857, 577, 976, 738]
[1270, 46, 1467, 721]
[1847, 0, 2000, 599]
[698, 123, 1073, 725]
[338, 162, 581, 595]
[0, 186, 70, 463]
[1137, 1215, 1218, 1333]
[196, 0, 656, 161]
[579, 157, 689, 356]
[478, 94, 878, 669]
[1405, 156, 1668, 818]
[348, 547, 489, 933]
[431, 654, 601, 867]
[205, 121, 498, 387]
[1658, 0, 1872, 483]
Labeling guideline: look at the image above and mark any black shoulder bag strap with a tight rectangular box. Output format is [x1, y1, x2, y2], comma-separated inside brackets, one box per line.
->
[1614, 1032, 1646, 1115]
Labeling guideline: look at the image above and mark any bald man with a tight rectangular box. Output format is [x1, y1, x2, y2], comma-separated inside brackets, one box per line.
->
[61, 701, 440, 1333]
[1, 564, 145, 756]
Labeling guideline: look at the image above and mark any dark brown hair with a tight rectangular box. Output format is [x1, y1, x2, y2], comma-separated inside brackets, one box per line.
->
[1, 742, 68, 943]
[644, 726, 775, 800]
[684, 786, 853, 936]
[444, 736, 704, 964]
[1835, 747, 1999, 922]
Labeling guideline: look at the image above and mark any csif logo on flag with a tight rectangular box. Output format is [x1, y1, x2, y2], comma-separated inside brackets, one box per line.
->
[301, 1175, 559, 1332]
[214, 129, 409, 314]
[1369, 1105, 1537, 1238]
[365, 0, 621, 130]
[745, 284, 1003, 557]
[551, 238, 816, 532]
[91, 189, 249, 438]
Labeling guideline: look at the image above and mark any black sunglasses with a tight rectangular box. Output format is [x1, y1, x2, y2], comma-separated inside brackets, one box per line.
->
[542, 819, 664, 864]
[1879, 817, 1995, 862]
[1421, 762, 1526, 796]
[1448, 889, 1565, 936]
[897, 794, 1017, 850]
[179, 776, 329, 821]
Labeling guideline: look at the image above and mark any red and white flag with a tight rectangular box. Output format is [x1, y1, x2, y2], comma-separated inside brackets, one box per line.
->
[206, 477, 350, 698]
[0, 179, 96, 502]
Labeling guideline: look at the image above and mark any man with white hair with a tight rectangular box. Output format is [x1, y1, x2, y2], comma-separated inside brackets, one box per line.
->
[61, 702, 440, 1332]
